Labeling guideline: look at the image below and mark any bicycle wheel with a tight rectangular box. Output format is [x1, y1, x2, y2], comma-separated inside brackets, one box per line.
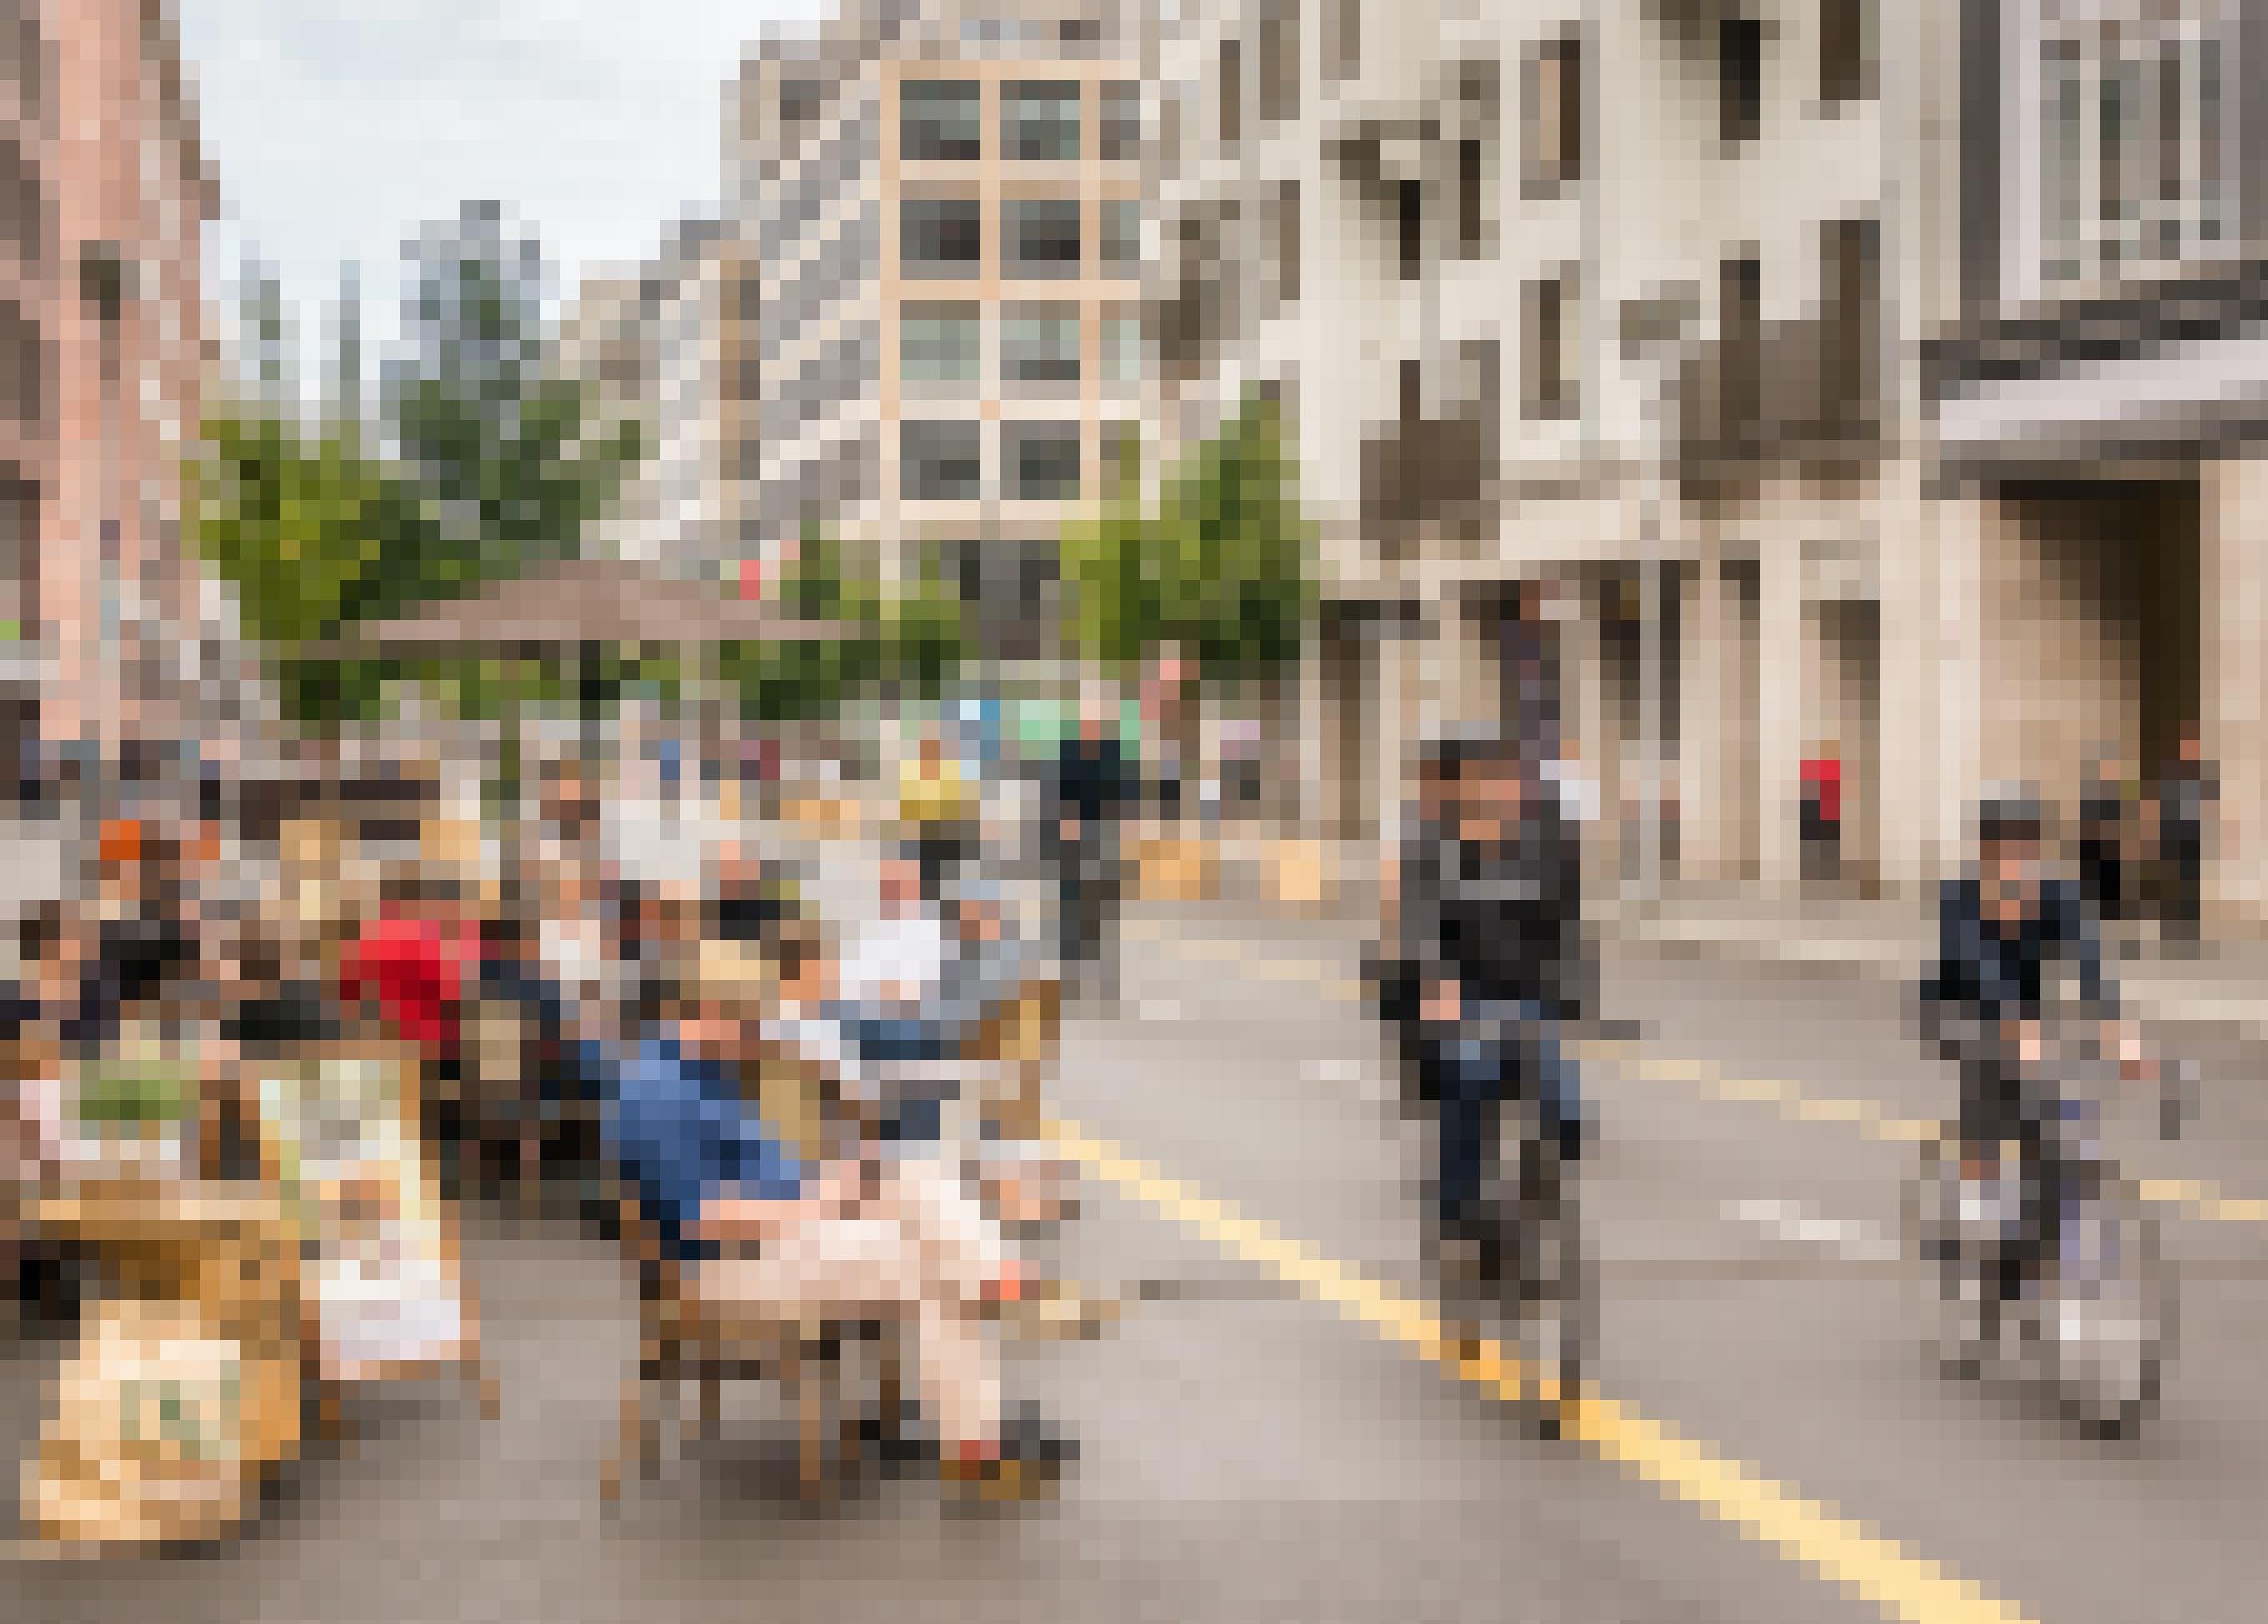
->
[2047, 1186, 2171, 1440]
[1501, 1118, 1587, 1408]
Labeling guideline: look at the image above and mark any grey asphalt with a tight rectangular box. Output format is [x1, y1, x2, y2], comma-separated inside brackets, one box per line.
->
[2, 898, 2262, 1622]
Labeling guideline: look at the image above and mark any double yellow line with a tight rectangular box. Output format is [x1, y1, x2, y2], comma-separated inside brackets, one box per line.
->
[1044, 1118, 2034, 1624]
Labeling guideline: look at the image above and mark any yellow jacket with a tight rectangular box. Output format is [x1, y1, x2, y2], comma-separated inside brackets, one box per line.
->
[899, 754, 972, 827]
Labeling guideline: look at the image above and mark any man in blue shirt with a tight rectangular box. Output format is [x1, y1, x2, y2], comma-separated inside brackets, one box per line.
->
[583, 946, 1059, 1490]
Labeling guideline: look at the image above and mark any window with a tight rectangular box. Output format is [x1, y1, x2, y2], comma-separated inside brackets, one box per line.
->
[1006, 422, 1082, 501]
[1719, 16, 1762, 146]
[1270, 182, 1302, 305]
[1002, 302, 1081, 384]
[1219, 38, 1243, 146]
[728, 273, 761, 324]
[902, 80, 982, 161]
[1522, 275, 1574, 421]
[1718, 256, 1761, 444]
[902, 420, 982, 502]
[780, 78, 825, 130]
[1822, 218, 1880, 430]
[1259, 0, 1300, 125]
[0, 298, 41, 423]
[1003, 80, 1080, 161]
[1819, 0, 1872, 106]
[1102, 309, 1143, 385]
[1398, 178, 1422, 282]
[1102, 198, 1142, 272]
[1005, 197, 1081, 278]
[1523, 34, 1582, 194]
[1100, 422, 1138, 492]
[1101, 82, 1142, 161]
[900, 302, 981, 385]
[902, 197, 982, 278]
[2037, 14, 2230, 287]
[2, 13, 43, 125]
[0, 138, 40, 270]
[1326, 0, 1360, 85]
[1458, 141, 1484, 256]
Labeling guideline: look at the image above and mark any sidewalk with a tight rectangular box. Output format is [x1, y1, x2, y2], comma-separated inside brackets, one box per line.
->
[1601, 884, 2268, 1042]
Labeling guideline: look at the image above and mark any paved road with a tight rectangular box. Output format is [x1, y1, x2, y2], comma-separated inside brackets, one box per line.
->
[3, 901, 2262, 1622]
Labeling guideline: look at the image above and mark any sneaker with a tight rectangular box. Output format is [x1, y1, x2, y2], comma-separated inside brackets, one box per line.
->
[941, 1405, 1077, 1502]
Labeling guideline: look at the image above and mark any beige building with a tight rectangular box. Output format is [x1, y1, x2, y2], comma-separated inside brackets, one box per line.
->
[728, 0, 1147, 657]
[564, 220, 735, 581]
[0, 0, 216, 759]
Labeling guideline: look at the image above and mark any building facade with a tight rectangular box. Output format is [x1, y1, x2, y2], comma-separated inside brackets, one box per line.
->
[565, 219, 734, 581]
[1917, 0, 2268, 926]
[2, 0, 216, 758]
[1153, 0, 1901, 898]
[728, 0, 1148, 657]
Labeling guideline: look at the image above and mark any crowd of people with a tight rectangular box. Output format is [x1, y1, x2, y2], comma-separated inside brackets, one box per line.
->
[1, 689, 1186, 1538]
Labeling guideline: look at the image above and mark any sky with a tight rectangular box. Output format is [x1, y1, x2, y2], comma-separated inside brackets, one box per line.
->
[176, 0, 832, 388]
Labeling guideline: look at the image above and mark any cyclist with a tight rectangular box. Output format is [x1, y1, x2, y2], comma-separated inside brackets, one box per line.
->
[1387, 729, 1588, 1284]
[1919, 787, 2162, 1326]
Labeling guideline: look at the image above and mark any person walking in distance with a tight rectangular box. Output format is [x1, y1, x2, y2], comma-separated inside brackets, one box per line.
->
[1042, 690, 1136, 1005]
[2157, 723, 2215, 952]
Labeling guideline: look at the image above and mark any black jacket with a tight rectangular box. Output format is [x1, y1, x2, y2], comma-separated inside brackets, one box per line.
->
[1406, 802, 1586, 1024]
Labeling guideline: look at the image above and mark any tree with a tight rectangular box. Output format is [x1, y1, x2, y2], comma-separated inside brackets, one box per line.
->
[1062, 388, 1315, 685]
[716, 530, 967, 721]
[384, 200, 642, 588]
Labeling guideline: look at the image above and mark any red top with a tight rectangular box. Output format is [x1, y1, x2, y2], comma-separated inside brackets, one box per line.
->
[1800, 758, 1844, 825]
[339, 912, 476, 1058]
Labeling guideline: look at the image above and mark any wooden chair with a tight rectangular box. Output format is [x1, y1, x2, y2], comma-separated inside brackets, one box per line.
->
[602, 1046, 904, 1508]
[600, 1196, 902, 1507]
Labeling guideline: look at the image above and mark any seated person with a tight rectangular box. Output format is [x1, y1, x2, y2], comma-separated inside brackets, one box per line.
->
[593, 943, 1062, 1490]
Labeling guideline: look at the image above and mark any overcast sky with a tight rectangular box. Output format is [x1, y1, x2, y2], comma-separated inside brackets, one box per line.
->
[177, 0, 831, 383]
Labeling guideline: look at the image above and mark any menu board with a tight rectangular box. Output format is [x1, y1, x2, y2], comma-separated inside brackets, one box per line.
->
[255, 1054, 467, 1383]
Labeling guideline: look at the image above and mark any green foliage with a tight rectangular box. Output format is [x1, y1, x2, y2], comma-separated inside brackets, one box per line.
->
[717, 530, 967, 721]
[194, 203, 644, 735]
[1062, 389, 1314, 683]
[191, 411, 447, 648]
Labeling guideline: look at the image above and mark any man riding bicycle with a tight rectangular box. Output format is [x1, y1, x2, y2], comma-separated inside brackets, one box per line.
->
[1919, 788, 2162, 1320]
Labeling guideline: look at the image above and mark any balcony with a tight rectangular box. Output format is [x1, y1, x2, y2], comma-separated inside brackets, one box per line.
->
[1359, 354, 1498, 553]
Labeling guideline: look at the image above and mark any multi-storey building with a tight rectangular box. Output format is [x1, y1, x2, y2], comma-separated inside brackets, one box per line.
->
[1, 0, 216, 761]
[1154, 2, 1916, 899]
[728, 0, 1148, 658]
[566, 218, 733, 580]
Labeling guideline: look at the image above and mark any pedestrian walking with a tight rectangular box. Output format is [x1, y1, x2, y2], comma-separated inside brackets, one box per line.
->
[2077, 750, 2128, 925]
[1041, 692, 1137, 1005]
[1800, 745, 1844, 886]
[2157, 722, 2216, 950]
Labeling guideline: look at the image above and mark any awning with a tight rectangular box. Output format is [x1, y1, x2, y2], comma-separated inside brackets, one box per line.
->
[303, 558, 853, 658]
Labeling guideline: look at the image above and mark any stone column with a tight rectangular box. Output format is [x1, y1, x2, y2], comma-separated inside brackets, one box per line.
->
[1875, 460, 1935, 898]
[1756, 538, 1806, 897]
[2201, 457, 2268, 930]
[1374, 612, 1421, 849]
[1298, 634, 1330, 838]
[1563, 571, 1616, 890]
[1679, 548, 1736, 883]
[1931, 489, 1990, 876]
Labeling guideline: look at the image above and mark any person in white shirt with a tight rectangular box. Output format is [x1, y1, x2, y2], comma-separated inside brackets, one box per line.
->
[838, 850, 951, 1014]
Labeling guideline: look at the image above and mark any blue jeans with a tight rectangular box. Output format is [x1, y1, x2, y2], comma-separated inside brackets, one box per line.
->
[1422, 1006, 1583, 1226]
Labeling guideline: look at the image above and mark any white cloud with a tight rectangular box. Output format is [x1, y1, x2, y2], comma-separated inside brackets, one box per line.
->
[178, 0, 830, 385]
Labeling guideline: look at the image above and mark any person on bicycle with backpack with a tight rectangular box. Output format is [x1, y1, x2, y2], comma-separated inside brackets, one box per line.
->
[1383, 728, 1588, 1286]
[1919, 788, 2166, 1321]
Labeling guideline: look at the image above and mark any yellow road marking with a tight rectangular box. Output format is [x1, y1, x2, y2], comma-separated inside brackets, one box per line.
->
[1044, 1117, 2037, 1624]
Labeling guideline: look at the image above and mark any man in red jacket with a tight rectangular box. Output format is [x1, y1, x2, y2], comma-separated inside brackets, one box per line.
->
[1800, 746, 1843, 886]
